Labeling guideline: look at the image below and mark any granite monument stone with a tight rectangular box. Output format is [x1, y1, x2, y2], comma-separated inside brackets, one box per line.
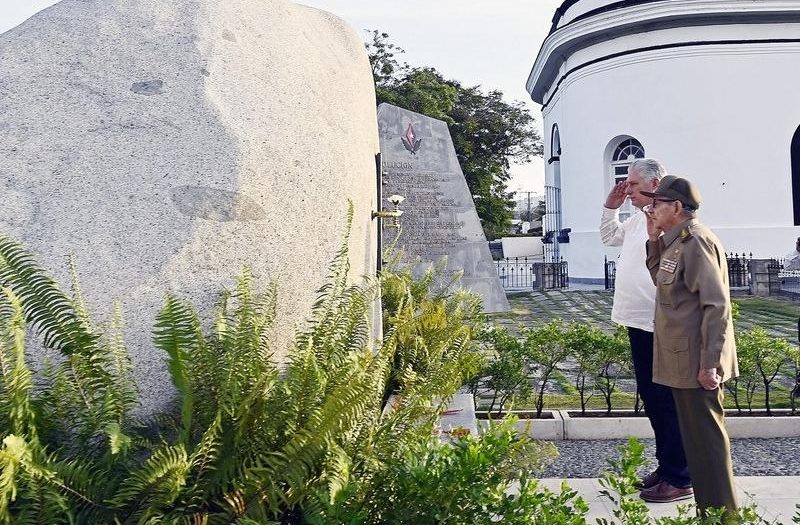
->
[0, 0, 381, 411]
[377, 103, 509, 312]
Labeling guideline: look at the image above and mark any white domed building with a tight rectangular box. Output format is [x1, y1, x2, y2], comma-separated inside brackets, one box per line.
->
[527, 0, 800, 283]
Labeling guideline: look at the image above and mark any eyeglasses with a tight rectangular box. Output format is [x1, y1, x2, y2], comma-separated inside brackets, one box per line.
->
[643, 199, 677, 214]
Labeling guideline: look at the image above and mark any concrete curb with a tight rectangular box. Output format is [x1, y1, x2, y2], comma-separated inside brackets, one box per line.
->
[476, 410, 800, 440]
[476, 411, 564, 440]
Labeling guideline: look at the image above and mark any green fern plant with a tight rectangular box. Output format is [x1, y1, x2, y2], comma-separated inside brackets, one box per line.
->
[0, 206, 558, 524]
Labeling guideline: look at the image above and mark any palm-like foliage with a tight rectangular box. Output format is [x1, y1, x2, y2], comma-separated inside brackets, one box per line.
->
[0, 211, 511, 524]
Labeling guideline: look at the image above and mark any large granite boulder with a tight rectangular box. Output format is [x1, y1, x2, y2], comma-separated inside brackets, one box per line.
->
[0, 0, 380, 411]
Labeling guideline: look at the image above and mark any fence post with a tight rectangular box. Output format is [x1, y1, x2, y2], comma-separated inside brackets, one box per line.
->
[749, 259, 782, 296]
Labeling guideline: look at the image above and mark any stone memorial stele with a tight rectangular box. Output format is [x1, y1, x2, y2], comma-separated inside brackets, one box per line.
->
[0, 0, 381, 412]
[377, 103, 509, 312]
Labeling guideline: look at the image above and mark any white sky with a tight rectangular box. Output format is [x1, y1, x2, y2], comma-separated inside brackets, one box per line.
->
[1, 0, 561, 193]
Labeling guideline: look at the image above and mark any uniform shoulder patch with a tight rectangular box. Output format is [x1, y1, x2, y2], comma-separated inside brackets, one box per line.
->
[680, 228, 692, 243]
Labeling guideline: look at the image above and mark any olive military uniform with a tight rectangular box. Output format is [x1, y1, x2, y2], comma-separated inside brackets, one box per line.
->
[646, 218, 739, 515]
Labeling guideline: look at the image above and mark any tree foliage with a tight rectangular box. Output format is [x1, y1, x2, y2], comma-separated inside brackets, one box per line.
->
[366, 31, 543, 240]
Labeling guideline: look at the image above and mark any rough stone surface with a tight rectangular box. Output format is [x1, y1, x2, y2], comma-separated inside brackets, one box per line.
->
[377, 103, 509, 312]
[0, 0, 380, 412]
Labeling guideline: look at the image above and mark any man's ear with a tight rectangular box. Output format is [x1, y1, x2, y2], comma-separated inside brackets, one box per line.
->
[650, 178, 660, 190]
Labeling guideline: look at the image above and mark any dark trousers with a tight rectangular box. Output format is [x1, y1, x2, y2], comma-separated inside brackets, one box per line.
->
[672, 387, 738, 515]
[627, 327, 691, 487]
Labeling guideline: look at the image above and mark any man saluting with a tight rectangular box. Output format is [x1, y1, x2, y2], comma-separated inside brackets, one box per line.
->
[643, 175, 739, 518]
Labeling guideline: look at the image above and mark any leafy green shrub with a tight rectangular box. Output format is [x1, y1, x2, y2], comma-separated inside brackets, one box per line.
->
[521, 321, 571, 418]
[728, 327, 791, 414]
[598, 438, 779, 525]
[0, 224, 566, 524]
[327, 418, 564, 525]
[470, 325, 531, 416]
[563, 323, 613, 415]
[592, 326, 631, 415]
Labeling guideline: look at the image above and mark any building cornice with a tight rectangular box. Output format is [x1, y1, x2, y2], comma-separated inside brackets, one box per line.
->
[527, 0, 800, 104]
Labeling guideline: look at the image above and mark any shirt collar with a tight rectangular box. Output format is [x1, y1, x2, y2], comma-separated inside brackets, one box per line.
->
[661, 218, 696, 248]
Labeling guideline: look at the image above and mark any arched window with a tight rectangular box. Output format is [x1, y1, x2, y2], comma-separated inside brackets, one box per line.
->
[608, 137, 645, 222]
[545, 123, 563, 262]
[612, 138, 645, 162]
[792, 126, 800, 225]
[550, 124, 561, 163]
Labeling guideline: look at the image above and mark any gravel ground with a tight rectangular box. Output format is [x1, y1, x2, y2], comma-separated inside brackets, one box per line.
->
[541, 438, 800, 478]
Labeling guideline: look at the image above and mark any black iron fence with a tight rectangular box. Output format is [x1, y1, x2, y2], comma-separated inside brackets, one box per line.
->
[604, 256, 616, 291]
[776, 257, 800, 295]
[727, 252, 752, 288]
[602, 253, 749, 292]
[495, 257, 568, 290]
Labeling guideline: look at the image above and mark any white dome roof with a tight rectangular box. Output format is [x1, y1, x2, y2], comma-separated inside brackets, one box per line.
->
[529, 0, 800, 103]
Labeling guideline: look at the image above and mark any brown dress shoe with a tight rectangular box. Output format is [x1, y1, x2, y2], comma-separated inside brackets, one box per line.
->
[639, 481, 694, 503]
[634, 471, 661, 490]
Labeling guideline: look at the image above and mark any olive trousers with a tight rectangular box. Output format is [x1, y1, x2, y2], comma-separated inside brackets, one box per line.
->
[671, 386, 738, 517]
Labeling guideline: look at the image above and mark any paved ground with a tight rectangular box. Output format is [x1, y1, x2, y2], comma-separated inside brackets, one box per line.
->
[492, 289, 800, 342]
[536, 476, 800, 524]
[542, 438, 800, 478]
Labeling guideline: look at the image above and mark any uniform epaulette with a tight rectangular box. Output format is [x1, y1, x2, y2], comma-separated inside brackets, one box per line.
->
[680, 228, 692, 243]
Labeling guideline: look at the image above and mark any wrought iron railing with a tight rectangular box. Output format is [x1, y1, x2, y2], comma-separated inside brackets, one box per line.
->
[495, 257, 568, 290]
[726, 252, 752, 288]
[776, 257, 800, 294]
[604, 256, 616, 291]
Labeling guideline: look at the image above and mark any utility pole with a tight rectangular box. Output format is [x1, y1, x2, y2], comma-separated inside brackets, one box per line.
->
[527, 191, 531, 223]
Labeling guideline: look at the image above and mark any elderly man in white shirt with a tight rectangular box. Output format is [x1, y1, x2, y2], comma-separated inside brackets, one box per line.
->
[600, 159, 692, 503]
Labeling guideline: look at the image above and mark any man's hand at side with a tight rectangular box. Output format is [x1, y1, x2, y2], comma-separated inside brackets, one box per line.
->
[698, 368, 721, 390]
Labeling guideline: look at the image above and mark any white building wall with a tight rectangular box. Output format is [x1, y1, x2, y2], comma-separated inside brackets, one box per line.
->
[542, 40, 800, 280]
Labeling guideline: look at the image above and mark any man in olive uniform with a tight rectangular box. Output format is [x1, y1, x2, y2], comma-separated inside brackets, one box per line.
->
[642, 175, 739, 517]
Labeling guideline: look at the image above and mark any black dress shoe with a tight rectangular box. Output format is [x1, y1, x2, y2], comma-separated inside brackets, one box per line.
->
[634, 471, 660, 490]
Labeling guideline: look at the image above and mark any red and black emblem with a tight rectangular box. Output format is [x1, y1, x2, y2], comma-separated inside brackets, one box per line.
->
[401, 123, 422, 155]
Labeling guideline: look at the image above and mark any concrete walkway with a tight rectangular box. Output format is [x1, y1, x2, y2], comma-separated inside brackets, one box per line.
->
[537, 477, 800, 523]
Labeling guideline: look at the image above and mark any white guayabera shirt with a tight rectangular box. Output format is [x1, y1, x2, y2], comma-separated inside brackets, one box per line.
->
[600, 206, 656, 332]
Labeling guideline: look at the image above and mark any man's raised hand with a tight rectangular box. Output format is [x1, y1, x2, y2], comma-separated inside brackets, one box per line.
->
[604, 180, 628, 209]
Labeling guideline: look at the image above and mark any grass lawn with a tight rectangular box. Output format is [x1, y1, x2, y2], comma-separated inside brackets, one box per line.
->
[485, 290, 800, 412]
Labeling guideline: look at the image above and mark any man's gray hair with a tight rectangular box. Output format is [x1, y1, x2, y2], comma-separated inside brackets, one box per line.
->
[629, 159, 666, 184]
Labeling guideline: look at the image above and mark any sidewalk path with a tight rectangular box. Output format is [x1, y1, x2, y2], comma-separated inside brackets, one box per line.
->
[537, 477, 800, 523]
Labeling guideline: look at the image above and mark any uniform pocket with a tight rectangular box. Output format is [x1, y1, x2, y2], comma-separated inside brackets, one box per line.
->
[669, 337, 691, 379]
[656, 271, 676, 306]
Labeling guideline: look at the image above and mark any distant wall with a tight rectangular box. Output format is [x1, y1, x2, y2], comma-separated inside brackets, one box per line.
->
[501, 237, 544, 258]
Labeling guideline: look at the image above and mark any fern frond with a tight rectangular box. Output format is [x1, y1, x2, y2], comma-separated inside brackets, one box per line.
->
[153, 294, 201, 445]
[0, 234, 100, 356]
[67, 254, 92, 329]
[108, 444, 190, 521]
[0, 288, 37, 442]
[104, 301, 139, 427]
[0, 435, 103, 523]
